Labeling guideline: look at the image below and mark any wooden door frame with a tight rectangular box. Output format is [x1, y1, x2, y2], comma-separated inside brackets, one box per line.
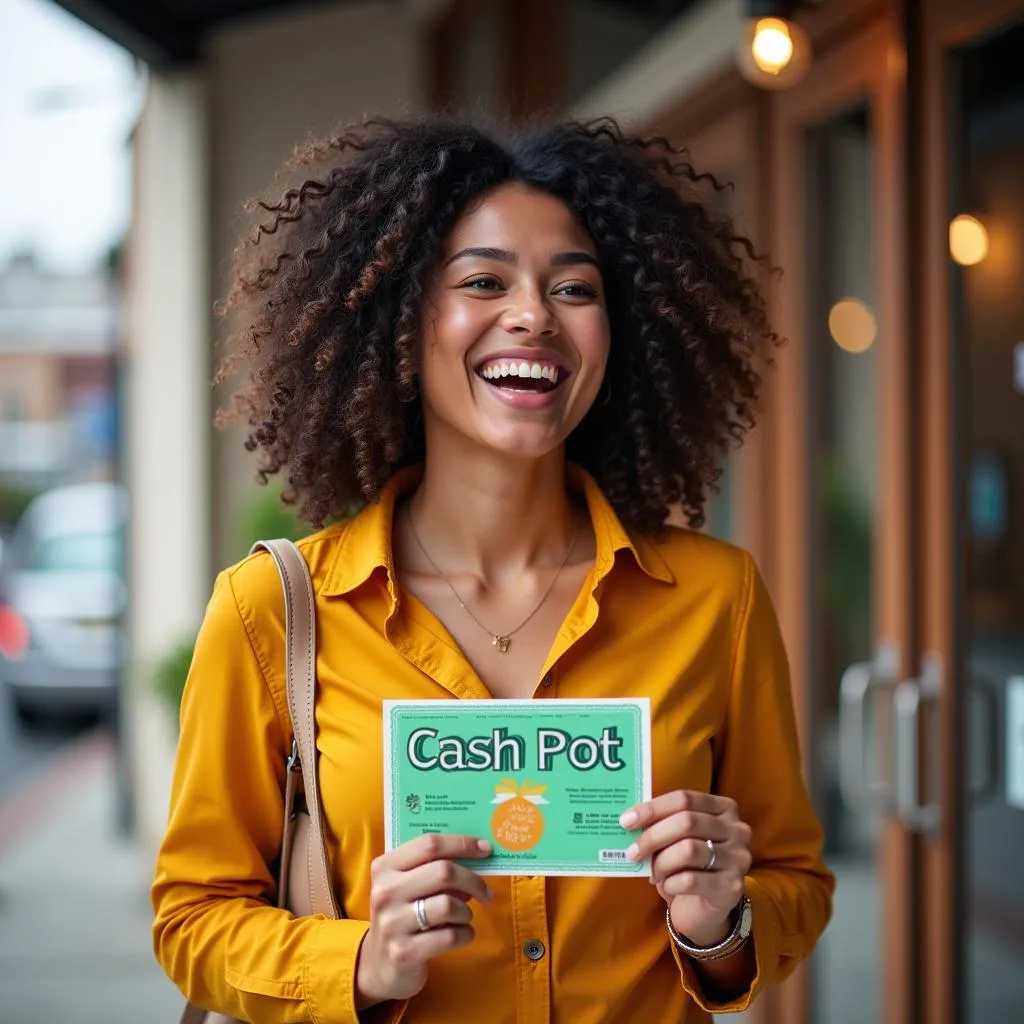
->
[916, 2, 1024, 1022]
[769, 13, 915, 1024]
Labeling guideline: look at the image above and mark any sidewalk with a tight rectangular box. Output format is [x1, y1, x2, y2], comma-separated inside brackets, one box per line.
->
[0, 730, 183, 1024]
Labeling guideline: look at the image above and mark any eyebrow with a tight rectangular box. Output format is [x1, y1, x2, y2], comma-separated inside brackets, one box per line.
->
[445, 247, 601, 270]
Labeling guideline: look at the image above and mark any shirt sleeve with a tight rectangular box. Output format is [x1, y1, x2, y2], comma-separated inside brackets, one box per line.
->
[151, 567, 399, 1024]
[672, 553, 836, 1012]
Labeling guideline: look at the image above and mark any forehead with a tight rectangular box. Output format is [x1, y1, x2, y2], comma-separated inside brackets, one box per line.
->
[446, 184, 596, 256]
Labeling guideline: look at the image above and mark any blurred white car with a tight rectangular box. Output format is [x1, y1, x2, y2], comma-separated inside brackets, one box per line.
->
[0, 482, 127, 723]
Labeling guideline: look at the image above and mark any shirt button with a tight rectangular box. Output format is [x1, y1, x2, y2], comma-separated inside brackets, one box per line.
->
[523, 939, 546, 961]
[541, 673, 553, 688]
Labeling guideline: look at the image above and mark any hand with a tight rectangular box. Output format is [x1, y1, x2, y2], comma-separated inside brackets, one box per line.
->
[356, 833, 494, 1007]
[620, 791, 752, 948]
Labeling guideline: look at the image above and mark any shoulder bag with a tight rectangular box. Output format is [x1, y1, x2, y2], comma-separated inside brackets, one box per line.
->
[178, 538, 340, 1024]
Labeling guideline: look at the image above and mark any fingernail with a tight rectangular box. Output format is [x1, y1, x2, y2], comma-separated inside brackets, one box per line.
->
[619, 811, 638, 829]
[484, 885, 495, 902]
[626, 842, 640, 861]
[477, 839, 493, 854]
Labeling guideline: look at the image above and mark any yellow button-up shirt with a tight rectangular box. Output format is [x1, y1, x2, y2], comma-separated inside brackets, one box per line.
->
[153, 467, 833, 1023]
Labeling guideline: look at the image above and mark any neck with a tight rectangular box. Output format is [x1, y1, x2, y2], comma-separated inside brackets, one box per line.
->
[406, 445, 578, 583]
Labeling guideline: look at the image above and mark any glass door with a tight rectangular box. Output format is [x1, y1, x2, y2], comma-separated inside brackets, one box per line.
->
[916, 4, 1024, 1022]
[957, 24, 1024, 1018]
[769, 15, 916, 1024]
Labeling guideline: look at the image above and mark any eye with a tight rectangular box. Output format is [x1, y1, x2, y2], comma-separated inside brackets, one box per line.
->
[460, 276, 503, 292]
[554, 281, 598, 299]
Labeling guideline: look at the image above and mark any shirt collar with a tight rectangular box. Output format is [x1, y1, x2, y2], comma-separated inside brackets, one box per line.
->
[321, 463, 674, 598]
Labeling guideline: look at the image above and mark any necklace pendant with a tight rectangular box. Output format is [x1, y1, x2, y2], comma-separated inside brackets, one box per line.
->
[492, 635, 511, 654]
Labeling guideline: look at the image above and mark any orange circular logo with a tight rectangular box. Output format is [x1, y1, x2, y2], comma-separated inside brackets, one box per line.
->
[490, 779, 548, 852]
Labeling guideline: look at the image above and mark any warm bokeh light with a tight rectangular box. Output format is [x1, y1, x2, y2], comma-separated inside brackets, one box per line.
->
[736, 15, 812, 90]
[949, 214, 989, 266]
[828, 298, 878, 353]
[751, 18, 794, 75]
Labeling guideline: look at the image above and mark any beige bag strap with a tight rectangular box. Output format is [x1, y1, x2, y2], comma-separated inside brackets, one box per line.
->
[177, 540, 339, 1024]
[252, 538, 339, 921]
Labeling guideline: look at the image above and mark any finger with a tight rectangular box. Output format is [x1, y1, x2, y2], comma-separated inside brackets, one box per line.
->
[378, 833, 493, 874]
[395, 859, 494, 906]
[652, 838, 752, 884]
[409, 893, 474, 933]
[389, 925, 476, 967]
[626, 812, 731, 863]
[620, 791, 737, 831]
[661, 870, 746, 905]
[650, 838, 727, 883]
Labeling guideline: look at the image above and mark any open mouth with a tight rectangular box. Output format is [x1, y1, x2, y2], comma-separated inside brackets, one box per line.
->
[475, 358, 569, 395]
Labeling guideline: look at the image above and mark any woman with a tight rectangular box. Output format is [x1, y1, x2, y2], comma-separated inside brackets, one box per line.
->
[152, 116, 833, 1023]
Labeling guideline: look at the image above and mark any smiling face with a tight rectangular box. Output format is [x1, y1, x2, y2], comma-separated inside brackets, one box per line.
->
[417, 183, 610, 463]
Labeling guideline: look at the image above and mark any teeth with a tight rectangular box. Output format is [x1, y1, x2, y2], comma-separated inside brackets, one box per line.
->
[479, 361, 563, 384]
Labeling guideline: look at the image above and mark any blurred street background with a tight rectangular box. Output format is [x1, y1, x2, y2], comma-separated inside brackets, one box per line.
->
[0, 0, 1021, 1022]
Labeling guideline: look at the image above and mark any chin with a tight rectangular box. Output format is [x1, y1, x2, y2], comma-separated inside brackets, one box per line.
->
[476, 427, 570, 463]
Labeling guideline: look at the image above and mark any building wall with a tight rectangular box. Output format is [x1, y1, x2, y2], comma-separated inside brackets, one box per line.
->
[0, 355, 60, 421]
[451, 0, 660, 120]
[566, 0, 664, 105]
[570, 0, 742, 126]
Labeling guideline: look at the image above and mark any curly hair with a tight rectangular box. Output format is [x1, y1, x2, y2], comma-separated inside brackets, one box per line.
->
[216, 116, 779, 533]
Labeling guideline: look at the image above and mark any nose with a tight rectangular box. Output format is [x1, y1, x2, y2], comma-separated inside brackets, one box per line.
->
[500, 286, 557, 337]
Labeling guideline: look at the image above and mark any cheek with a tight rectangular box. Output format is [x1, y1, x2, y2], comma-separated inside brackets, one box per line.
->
[434, 303, 476, 344]
[426, 296, 488, 357]
[421, 306, 484, 382]
[417, 306, 479, 411]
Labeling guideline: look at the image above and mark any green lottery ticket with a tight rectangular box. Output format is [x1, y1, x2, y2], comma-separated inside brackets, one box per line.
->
[383, 698, 651, 876]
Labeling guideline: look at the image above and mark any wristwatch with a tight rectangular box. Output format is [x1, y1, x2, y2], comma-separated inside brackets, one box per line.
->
[665, 895, 753, 962]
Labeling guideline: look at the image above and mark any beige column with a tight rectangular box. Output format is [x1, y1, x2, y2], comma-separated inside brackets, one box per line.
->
[124, 68, 210, 853]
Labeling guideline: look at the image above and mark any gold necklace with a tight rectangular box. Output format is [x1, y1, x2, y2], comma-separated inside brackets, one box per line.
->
[404, 504, 580, 654]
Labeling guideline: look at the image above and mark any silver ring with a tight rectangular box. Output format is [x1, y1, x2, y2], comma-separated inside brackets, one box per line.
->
[414, 897, 430, 932]
[704, 839, 717, 872]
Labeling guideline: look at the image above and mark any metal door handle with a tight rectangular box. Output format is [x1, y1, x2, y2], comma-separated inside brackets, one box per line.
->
[894, 653, 942, 834]
[838, 645, 898, 811]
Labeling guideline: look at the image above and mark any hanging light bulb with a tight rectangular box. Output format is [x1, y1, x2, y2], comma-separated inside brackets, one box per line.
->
[751, 17, 795, 74]
[737, 2, 812, 90]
